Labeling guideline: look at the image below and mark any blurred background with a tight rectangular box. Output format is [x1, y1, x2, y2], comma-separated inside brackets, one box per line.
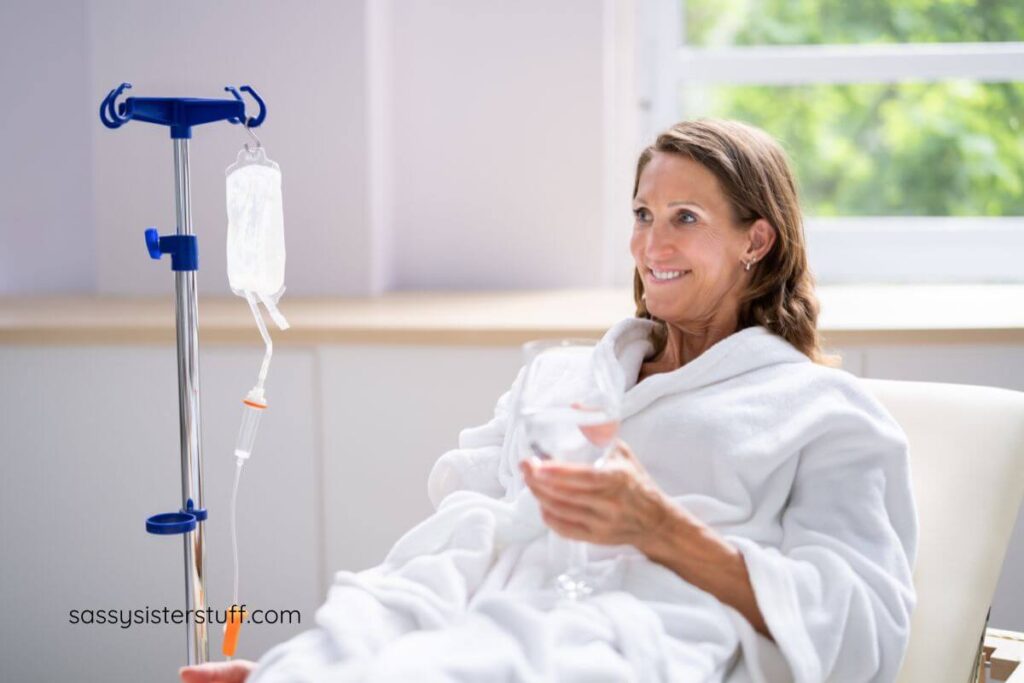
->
[684, 0, 1023, 219]
[1, 1, 1021, 680]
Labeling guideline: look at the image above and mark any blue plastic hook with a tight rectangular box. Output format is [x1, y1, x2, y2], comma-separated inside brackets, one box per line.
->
[224, 85, 267, 128]
[99, 83, 266, 137]
[99, 82, 132, 129]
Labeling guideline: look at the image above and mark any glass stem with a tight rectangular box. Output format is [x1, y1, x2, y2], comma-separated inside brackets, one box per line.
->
[566, 539, 588, 578]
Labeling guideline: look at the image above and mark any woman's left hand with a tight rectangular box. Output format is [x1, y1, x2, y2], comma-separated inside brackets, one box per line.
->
[519, 438, 684, 551]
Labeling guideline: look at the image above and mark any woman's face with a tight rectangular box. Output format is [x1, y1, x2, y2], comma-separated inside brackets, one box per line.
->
[630, 151, 762, 331]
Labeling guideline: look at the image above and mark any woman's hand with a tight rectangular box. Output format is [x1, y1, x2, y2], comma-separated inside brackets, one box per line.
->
[521, 439, 773, 639]
[520, 438, 687, 552]
[179, 660, 256, 683]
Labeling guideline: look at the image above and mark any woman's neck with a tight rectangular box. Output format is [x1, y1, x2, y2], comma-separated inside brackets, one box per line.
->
[650, 318, 739, 371]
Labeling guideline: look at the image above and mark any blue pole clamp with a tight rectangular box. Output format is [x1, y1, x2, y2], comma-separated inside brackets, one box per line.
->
[182, 498, 208, 522]
[145, 228, 198, 271]
[145, 499, 207, 535]
[146, 512, 196, 535]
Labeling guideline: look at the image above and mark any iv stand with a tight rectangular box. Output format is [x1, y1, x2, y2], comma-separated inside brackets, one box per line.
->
[172, 136, 207, 663]
[100, 83, 267, 666]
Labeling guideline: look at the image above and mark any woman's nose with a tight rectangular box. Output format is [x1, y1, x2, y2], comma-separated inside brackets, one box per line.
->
[643, 221, 677, 260]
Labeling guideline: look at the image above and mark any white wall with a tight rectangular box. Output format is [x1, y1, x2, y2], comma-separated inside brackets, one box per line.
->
[1, 0, 633, 296]
[388, 0, 609, 290]
[0, 1, 95, 292]
[319, 344, 523, 571]
[89, 0, 375, 297]
[0, 345, 322, 682]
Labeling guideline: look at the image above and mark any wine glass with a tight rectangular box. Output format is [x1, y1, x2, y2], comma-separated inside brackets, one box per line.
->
[516, 338, 623, 601]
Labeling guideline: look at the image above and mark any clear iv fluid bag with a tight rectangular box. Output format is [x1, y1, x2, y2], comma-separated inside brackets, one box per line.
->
[226, 150, 285, 296]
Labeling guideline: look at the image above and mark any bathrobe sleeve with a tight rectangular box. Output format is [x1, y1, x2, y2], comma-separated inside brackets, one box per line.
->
[725, 382, 919, 683]
[427, 367, 524, 509]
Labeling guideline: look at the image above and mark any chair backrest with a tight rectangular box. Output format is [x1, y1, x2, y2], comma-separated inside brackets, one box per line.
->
[861, 379, 1024, 683]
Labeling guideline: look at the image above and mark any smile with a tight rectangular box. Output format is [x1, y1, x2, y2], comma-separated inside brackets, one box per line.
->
[647, 268, 691, 283]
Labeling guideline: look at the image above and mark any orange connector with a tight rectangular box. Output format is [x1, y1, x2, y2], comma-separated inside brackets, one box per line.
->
[222, 605, 247, 657]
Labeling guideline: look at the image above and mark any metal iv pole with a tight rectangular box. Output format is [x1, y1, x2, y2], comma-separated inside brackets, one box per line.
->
[99, 83, 267, 665]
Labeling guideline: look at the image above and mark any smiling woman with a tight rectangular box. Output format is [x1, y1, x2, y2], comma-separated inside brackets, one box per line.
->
[180, 119, 917, 683]
[631, 119, 839, 370]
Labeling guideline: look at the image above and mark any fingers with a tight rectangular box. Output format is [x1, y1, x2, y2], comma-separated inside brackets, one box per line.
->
[522, 460, 619, 492]
[518, 438, 661, 548]
[180, 660, 255, 683]
[540, 506, 592, 540]
[534, 487, 608, 526]
[521, 461, 622, 542]
[527, 475, 617, 520]
[539, 498, 595, 528]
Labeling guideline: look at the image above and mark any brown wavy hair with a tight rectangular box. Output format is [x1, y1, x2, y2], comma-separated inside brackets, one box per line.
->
[633, 119, 839, 367]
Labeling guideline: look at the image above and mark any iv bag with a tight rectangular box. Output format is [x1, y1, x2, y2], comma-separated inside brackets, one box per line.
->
[226, 147, 285, 299]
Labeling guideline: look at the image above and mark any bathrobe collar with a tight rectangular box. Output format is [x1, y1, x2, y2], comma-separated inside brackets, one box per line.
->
[598, 317, 811, 419]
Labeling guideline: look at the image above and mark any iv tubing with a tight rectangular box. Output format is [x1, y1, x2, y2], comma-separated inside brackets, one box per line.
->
[225, 458, 244, 661]
[226, 292, 281, 660]
[230, 458, 244, 607]
[245, 292, 272, 391]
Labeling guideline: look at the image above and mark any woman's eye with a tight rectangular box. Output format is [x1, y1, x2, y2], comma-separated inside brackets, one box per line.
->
[632, 208, 697, 225]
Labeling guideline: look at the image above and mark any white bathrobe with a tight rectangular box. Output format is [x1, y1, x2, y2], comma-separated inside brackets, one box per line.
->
[250, 318, 918, 682]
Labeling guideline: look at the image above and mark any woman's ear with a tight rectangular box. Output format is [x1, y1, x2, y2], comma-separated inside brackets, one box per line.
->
[746, 218, 777, 262]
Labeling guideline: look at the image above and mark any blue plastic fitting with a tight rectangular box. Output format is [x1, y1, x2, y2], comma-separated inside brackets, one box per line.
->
[144, 499, 208, 536]
[99, 82, 267, 139]
[145, 228, 198, 271]
[182, 498, 208, 522]
[146, 512, 197, 535]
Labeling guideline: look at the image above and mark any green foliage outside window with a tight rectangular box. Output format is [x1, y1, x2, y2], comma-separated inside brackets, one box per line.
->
[682, 0, 1024, 217]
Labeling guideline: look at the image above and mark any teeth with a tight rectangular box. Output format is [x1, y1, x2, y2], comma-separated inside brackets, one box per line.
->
[651, 269, 683, 280]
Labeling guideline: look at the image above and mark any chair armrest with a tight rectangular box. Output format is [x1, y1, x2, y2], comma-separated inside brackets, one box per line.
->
[983, 628, 1024, 682]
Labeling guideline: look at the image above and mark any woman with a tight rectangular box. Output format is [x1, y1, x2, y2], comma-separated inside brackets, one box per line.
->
[182, 120, 917, 682]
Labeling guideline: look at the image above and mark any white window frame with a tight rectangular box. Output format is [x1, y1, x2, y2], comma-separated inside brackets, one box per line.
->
[632, 0, 1024, 285]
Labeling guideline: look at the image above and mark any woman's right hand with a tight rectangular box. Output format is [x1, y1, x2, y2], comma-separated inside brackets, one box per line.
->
[179, 660, 256, 683]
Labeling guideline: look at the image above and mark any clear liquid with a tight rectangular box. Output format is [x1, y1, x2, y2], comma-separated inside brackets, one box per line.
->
[226, 164, 285, 294]
[234, 403, 263, 460]
[523, 403, 619, 600]
[521, 405, 619, 463]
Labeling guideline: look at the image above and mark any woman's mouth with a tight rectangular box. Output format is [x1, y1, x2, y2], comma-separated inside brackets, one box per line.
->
[647, 267, 691, 284]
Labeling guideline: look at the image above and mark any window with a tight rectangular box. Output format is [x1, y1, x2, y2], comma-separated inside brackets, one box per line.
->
[635, 0, 1024, 284]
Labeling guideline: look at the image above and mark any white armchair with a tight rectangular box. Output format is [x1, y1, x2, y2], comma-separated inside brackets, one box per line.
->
[862, 380, 1024, 683]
